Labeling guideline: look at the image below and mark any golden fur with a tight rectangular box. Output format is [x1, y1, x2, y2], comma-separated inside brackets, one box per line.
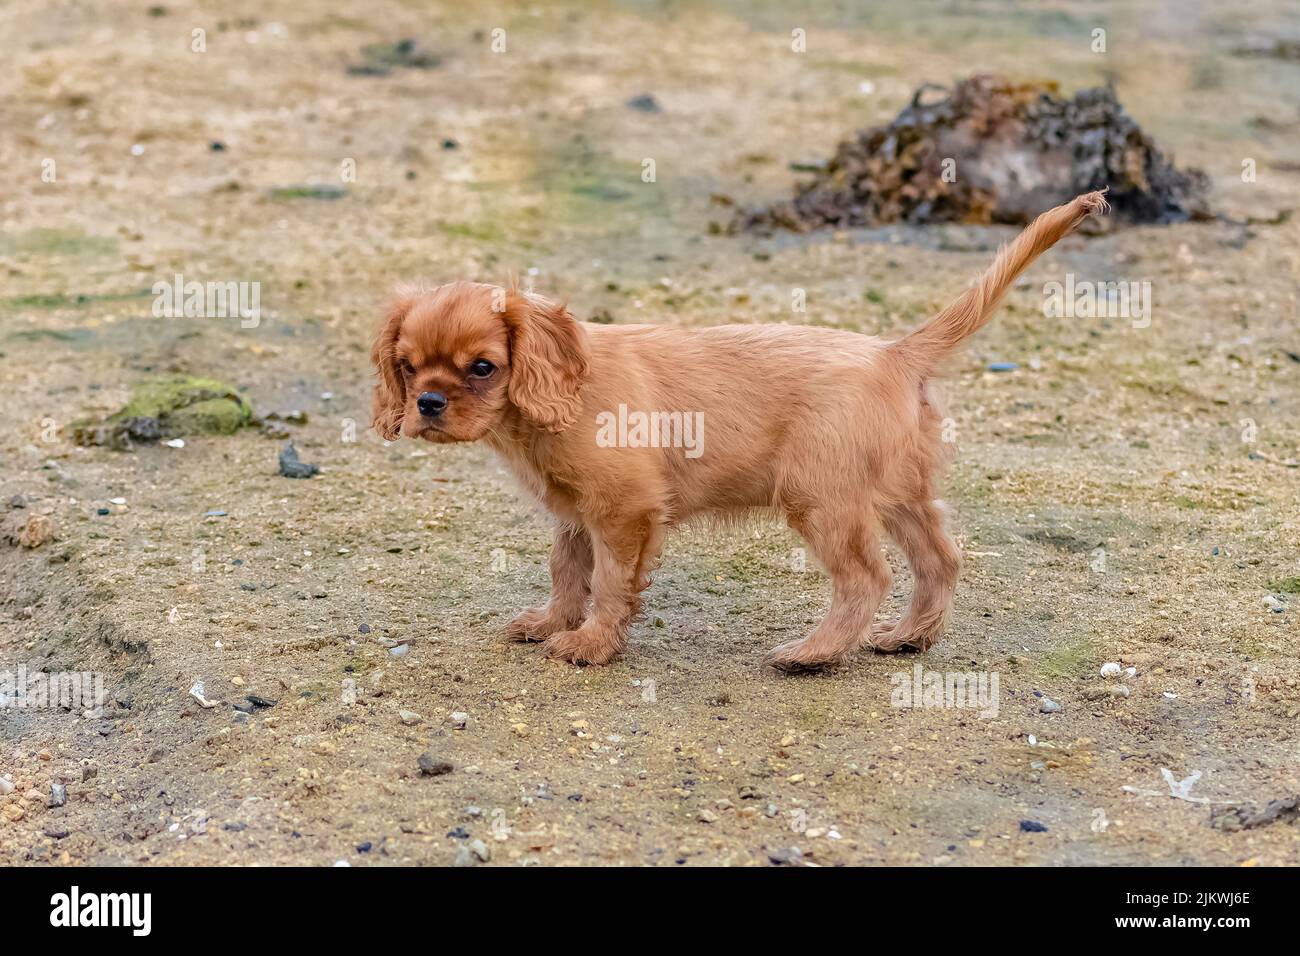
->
[372, 192, 1108, 669]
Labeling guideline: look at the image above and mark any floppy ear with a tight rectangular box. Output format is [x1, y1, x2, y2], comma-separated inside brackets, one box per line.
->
[371, 292, 415, 441]
[502, 290, 590, 433]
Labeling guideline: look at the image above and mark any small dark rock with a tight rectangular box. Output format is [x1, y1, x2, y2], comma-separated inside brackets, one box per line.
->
[222, 821, 247, 832]
[245, 694, 278, 709]
[1019, 819, 1049, 832]
[359, 623, 372, 634]
[418, 753, 454, 776]
[49, 783, 67, 808]
[210, 140, 226, 152]
[626, 93, 661, 113]
[768, 847, 804, 866]
[279, 442, 320, 479]
[446, 826, 469, 839]
[43, 826, 71, 840]
[356, 841, 373, 853]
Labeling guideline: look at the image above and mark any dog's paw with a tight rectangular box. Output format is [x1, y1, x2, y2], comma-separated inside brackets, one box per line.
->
[505, 606, 560, 643]
[763, 639, 845, 674]
[869, 620, 933, 654]
[541, 626, 623, 666]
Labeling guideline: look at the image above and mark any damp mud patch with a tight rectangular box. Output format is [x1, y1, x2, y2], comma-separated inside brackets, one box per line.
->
[72, 376, 254, 450]
[736, 74, 1211, 233]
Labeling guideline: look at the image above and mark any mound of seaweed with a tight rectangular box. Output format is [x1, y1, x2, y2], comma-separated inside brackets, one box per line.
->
[738, 74, 1211, 232]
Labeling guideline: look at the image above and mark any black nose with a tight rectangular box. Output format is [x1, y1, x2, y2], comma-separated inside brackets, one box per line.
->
[417, 391, 447, 417]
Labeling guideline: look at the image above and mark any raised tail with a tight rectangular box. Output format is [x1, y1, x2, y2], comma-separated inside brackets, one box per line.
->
[891, 190, 1109, 376]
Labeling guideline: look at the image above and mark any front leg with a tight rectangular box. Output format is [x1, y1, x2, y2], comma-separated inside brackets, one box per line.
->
[505, 524, 593, 642]
[542, 515, 663, 665]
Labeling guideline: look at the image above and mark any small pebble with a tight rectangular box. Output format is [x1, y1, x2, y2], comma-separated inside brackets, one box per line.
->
[49, 783, 67, 807]
[417, 753, 453, 776]
[399, 710, 422, 725]
[1039, 697, 1061, 714]
[768, 847, 804, 866]
[1100, 662, 1122, 678]
[1019, 819, 1049, 833]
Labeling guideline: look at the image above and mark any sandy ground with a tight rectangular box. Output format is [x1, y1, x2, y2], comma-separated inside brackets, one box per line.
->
[2, 0, 1299, 866]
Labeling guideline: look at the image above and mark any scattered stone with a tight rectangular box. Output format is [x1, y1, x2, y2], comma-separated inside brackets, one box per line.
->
[399, 709, 422, 726]
[0, 778, 13, 795]
[1100, 662, 1122, 678]
[189, 681, 217, 708]
[278, 442, 320, 478]
[1039, 696, 1062, 714]
[469, 839, 491, 862]
[1019, 819, 1049, 833]
[389, 643, 409, 658]
[987, 362, 1019, 373]
[453, 844, 476, 866]
[43, 826, 70, 839]
[737, 74, 1209, 233]
[1209, 796, 1300, 832]
[1082, 685, 1131, 700]
[2, 804, 25, 822]
[358, 623, 371, 634]
[417, 753, 453, 776]
[768, 847, 804, 865]
[245, 694, 278, 709]
[269, 184, 347, 200]
[449, 711, 469, 728]
[626, 93, 661, 113]
[18, 513, 53, 549]
[698, 808, 718, 824]
[347, 39, 442, 76]
[49, 783, 67, 807]
[640, 679, 657, 704]
[1263, 595, 1285, 613]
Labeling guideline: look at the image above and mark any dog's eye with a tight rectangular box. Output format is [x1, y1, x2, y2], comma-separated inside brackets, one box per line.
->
[399, 359, 415, 375]
[468, 359, 495, 378]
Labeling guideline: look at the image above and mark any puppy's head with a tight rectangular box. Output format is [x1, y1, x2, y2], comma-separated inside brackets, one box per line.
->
[371, 281, 589, 443]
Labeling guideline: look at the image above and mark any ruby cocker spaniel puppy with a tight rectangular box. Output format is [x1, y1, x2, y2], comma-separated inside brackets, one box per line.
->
[372, 192, 1107, 670]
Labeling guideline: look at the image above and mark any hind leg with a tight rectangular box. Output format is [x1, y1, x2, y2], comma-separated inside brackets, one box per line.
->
[765, 507, 892, 672]
[874, 499, 960, 653]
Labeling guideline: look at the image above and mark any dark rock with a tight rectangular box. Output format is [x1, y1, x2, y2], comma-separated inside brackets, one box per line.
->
[1019, 819, 1049, 832]
[1209, 796, 1300, 832]
[768, 847, 804, 865]
[418, 753, 454, 776]
[626, 93, 661, 113]
[245, 694, 278, 709]
[278, 442, 320, 478]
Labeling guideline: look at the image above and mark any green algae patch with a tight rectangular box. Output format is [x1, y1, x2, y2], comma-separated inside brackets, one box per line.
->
[73, 376, 254, 449]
